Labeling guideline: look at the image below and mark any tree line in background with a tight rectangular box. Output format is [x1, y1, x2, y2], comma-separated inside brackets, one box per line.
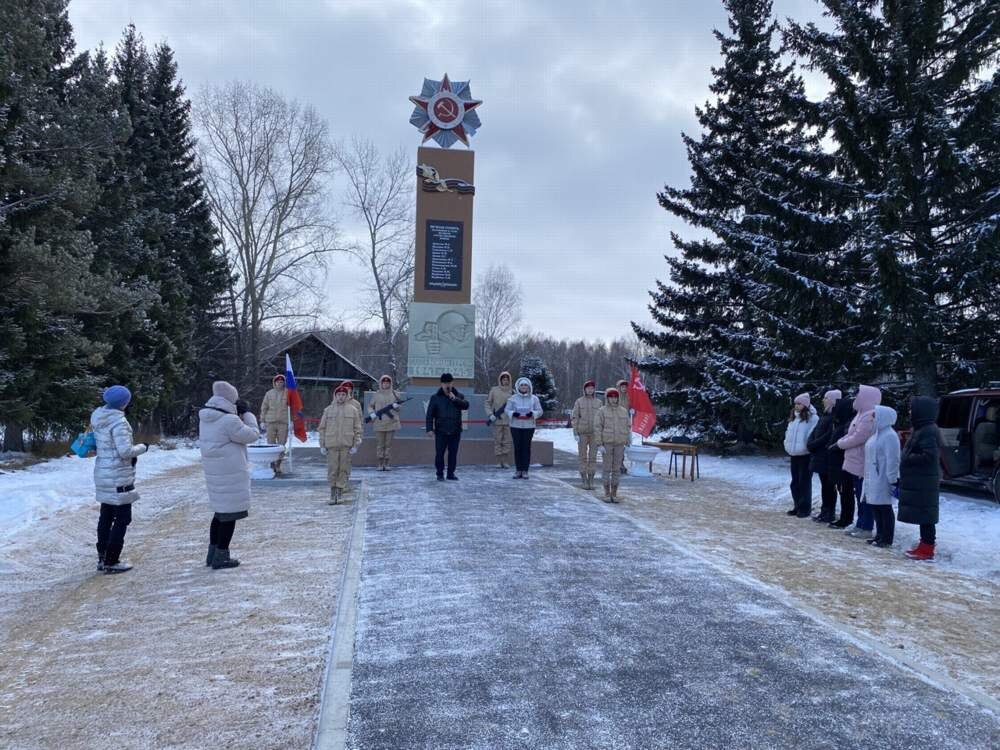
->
[636, 0, 1000, 445]
[0, 1, 421, 450]
[1, 2, 229, 450]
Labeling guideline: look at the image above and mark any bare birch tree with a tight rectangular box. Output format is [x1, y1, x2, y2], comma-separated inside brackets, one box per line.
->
[474, 262, 523, 383]
[195, 81, 338, 388]
[333, 138, 413, 379]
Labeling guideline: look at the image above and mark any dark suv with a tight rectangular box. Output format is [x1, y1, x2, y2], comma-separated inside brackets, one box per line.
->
[937, 384, 1000, 503]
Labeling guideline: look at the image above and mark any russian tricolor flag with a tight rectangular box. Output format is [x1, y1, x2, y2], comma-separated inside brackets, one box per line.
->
[285, 353, 307, 442]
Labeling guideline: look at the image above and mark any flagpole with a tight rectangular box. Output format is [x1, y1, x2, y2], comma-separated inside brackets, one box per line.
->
[286, 405, 293, 473]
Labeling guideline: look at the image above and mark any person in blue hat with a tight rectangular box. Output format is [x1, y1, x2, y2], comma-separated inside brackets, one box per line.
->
[91, 385, 148, 574]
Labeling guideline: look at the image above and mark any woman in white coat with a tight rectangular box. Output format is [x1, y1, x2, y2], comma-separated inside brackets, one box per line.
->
[505, 377, 543, 479]
[199, 381, 260, 569]
[784, 392, 819, 518]
[92, 385, 148, 574]
[861, 405, 900, 548]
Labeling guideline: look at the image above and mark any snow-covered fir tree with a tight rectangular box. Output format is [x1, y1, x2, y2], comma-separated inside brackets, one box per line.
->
[788, 0, 1000, 396]
[634, 0, 856, 443]
[0, 1, 122, 450]
[519, 356, 559, 414]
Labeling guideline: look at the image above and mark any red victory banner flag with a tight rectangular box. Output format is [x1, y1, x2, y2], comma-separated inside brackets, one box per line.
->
[627, 364, 657, 438]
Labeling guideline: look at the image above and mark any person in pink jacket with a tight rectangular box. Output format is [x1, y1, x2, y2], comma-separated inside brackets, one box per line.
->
[836, 384, 882, 539]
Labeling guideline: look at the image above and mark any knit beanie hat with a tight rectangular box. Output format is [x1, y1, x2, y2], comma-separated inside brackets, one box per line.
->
[824, 389, 842, 402]
[440, 373, 454, 383]
[102, 385, 132, 410]
[212, 381, 239, 404]
[794, 392, 811, 407]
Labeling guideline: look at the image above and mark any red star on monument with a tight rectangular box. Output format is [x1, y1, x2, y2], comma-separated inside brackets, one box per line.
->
[408, 74, 483, 147]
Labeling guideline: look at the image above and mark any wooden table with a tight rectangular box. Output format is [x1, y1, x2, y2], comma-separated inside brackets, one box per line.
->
[642, 441, 700, 481]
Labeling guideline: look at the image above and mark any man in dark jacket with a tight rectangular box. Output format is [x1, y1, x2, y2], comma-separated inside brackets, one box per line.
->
[899, 396, 941, 560]
[808, 389, 840, 523]
[426, 373, 470, 481]
[826, 397, 856, 528]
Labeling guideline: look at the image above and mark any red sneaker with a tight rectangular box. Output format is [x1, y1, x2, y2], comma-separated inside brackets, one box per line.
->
[905, 542, 935, 561]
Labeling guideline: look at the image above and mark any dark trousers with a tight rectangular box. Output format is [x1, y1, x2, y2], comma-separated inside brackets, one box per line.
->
[511, 427, 534, 472]
[872, 504, 895, 544]
[209, 517, 237, 550]
[920, 523, 936, 545]
[818, 473, 838, 518]
[853, 476, 874, 530]
[835, 474, 855, 525]
[434, 431, 461, 477]
[96, 502, 133, 565]
[789, 455, 812, 515]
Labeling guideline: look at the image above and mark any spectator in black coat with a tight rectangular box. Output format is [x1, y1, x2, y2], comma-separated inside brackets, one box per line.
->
[808, 389, 842, 523]
[425, 373, 470, 481]
[899, 396, 941, 561]
[826, 396, 857, 528]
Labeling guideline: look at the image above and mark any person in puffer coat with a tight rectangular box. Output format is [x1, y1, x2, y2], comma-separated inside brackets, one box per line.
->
[807, 389, 841, 523]
[898, 397, 941, 560]
[836, 384, 882, 538]
[826, 397, 857, 528]
[319, 383, 363, 504]
[485, 371, 513, 468]
[784, 393, 819, 518]
[861, 405, 900, 548]
[369, 375, 402, 471]
[199, 381, 260, 570]
[505, 377, 543, 479]
[92, 385, 148, 574]
[596, 387, 631, 502]
[571, 380, 603, 489]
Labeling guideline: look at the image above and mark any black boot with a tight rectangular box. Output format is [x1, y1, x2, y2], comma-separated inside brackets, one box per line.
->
[206, 544, 217, 567]
[211, 548, 240, 569]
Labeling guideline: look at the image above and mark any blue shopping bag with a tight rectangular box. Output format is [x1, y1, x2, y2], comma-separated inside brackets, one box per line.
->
[71, 431, 97, 457]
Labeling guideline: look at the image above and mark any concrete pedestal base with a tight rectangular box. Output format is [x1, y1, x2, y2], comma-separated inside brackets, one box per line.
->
[353, 435, 554, 467]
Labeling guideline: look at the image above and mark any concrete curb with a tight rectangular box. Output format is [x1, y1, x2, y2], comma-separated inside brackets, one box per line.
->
[548, 473, 1000, 718]
[312, 481, 369, 750]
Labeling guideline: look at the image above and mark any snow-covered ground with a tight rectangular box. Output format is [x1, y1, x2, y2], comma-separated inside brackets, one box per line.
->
[544, 427, 1000, 582]
[0, 443, 201, 548]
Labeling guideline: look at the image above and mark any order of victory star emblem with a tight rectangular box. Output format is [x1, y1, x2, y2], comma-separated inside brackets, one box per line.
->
[408, 74, 482, 148]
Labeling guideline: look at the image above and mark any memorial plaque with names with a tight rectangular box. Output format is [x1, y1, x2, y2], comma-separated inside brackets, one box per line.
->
[424, 220, 463, 291]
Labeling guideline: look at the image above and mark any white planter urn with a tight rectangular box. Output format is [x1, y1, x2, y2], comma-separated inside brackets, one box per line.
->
[625, 445, 659, 477]
[247, 443, 286, 479]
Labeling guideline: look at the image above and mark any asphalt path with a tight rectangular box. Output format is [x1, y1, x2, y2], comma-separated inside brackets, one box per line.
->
[346, 467, 1000, 750]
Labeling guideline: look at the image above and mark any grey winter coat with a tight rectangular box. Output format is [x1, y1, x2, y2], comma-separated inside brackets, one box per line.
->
[898, 397, 941, 526]
[198, 395, 260, 515]
[861, 406, 900, 506]
[91, 406, 147, 505]
[505, 378, 543, 430]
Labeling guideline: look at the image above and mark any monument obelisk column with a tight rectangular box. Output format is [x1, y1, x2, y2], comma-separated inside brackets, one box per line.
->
[405, 74, 482, 391]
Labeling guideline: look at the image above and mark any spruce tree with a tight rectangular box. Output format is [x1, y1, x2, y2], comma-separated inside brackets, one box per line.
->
[147, 42, 228, 428]
[634, 0, 856, 443]
[788, 0, 1000, 396]
[520, 356, 559, 414]
[0, 1, 121, 450]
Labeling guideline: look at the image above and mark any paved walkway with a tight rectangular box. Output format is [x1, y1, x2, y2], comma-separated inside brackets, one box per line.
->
[346, 466, 1000, 750]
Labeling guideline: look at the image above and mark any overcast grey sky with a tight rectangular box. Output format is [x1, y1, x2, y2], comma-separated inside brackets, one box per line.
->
[69, 0, 827, 343]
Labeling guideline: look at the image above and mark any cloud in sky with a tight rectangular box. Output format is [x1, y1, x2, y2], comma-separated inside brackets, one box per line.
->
[69, 0, 826, 343]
